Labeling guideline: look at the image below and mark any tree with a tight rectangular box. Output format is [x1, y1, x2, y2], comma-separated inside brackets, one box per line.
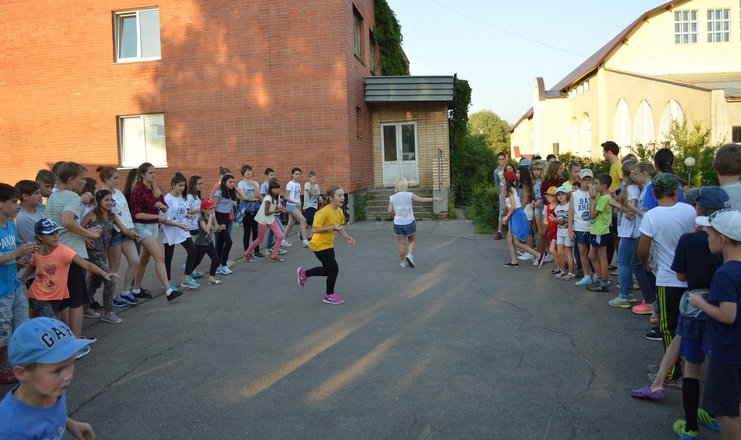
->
[468, 110, 511, 153]
[374, 0, 410, 76]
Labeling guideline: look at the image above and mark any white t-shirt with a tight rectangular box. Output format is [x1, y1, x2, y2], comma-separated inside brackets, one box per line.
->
[303, 182, 320, 210]
[571, 190, 591, 232]
[162, 193, 190, 245]
[185, 194, 201, 232]
[390, 191, 415, 225]
[555, 202, 570, 238]
[254, 194, 276, 225]
[111, 189, 134, 230]
[617, 184, 640, 239]
[286, 180, 302, 206]
[504, 188, 522, 210]
[639, 202, 696, 287]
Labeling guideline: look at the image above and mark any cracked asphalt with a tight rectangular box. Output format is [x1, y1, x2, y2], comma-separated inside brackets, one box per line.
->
[2, 219, 719, 439]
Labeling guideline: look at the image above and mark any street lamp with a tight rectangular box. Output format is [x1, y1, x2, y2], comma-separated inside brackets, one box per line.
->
[684, 156, 696, 187]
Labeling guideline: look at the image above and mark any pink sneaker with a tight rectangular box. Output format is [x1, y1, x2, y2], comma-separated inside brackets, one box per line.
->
[632, 300, 653, 315]
[297, 267, 307, 288]
[323, 294, 344, 305]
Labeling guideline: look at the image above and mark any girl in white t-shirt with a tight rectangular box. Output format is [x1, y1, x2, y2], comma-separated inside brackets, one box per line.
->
[608, 161, 642, 308]
[553, 186, 574, 279]
[303, 171, 321, 239]
[387, 178, 439, 268]
[163, 173, 199, 290]
[503, 170, 543, 268]
[283, 167, 310, 247]
[243, 180, 287, 262]
[570, 171, 595, 286]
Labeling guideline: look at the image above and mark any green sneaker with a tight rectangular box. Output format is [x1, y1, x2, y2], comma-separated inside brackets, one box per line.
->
[697, 408, 720, 431]
[672, 419, 698, 439]
[608, 296, 631, 308]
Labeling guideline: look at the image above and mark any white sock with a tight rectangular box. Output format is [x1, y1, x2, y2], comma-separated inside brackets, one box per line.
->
[166, 288, 173, 295]
[132, 288, 141, 294]
[122, 290, 130, 296]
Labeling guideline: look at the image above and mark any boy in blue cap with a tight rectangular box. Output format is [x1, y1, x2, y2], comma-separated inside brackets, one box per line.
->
[0, 317, 95, 439]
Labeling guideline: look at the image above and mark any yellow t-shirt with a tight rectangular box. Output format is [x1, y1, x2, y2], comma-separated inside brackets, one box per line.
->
[609, 161, 623, 191]
[309, 205, 345, 252]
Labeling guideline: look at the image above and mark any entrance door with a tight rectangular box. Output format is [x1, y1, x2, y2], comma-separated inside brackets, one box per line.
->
[381, 122, 419, 186]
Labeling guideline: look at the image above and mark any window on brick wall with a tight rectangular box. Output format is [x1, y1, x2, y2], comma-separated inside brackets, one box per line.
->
[353, 7, 363, 61]
[115, 8, 161, 62]
[707, 9, 730, 43]
[369, 31, 376, 74]
[119, 114, 167, 167]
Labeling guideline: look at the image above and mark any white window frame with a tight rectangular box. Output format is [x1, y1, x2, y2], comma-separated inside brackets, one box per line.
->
[118, 114, 167, 168]
[674, 10, 698, 44]
[114, 8, 161, 63]
[707, 8, 730, 43]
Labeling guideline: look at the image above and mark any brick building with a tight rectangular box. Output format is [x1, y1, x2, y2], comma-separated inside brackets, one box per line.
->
[1, 0, 453, 215]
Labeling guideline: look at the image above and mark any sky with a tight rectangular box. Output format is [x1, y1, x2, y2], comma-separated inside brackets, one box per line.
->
[385, 0, 668, 125]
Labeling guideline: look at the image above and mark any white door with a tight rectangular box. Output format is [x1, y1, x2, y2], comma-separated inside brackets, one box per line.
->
[381, 122, 419, 187]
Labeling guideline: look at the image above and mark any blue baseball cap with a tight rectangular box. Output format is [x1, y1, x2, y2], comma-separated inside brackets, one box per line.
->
[9, 318, 93, 368]
[35, 218, 62, 235]
[696, 186, 730, 210]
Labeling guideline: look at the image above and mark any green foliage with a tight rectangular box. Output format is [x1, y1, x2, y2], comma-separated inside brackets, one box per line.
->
[374, 0, 409, 76]
[466, 185, 499, 233]
[468, 110, 511, 152]
[353, 190, 370, 222]
[556, 152, 610, 178]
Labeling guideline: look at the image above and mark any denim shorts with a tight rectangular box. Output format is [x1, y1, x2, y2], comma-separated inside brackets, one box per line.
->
[0, 286, 29, 346]
[589, 233, 610, 247]
[556, 234, 574, 247]
[134, 223, 159, 240]
[394, 221, 417, 237]
[534, 205, 544, 217]
[574, 231, 591, 244]
[109, 231, 132, 246]
[286, 203, 299, 213]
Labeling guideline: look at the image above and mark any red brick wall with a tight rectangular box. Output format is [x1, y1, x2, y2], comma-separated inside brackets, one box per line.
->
[0, 0, 377, 192]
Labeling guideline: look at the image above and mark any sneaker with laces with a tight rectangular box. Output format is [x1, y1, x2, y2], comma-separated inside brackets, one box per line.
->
[697, 408, 720, 431]
[100, 312, 123, 324]
[400, 261, 407, 268]
[405, 254, 415, 268]
[166, 290, 183, 301]
[608, 296, 631, 308]
[253, 251, 266, 259]
[132, 289, 153, 299]
[121, 293, 139, 305]
[543, 254, 554, 263]
[75, 345, 92, 360]
[180, 279, 200, 289]
[517, 253, 534, 261]
[672, 420, 697, 439]
[323, 293, 344, 305]
[574, 277, 593, 287]
[191, 271, 206, 279]
[220, 266, 233, 275]
[303, 239, 310, 247]
[297, 267, 307, 288]
[647, 363, 660, 374]
[627, 294, 637, 303]
[113, 298, 128, 308]
[83, 308, 101, 319]
[644, 327, 662, 341]
[646, 372, 682, 388]
[281, 240, 292, 247]
[632, 300, 653, 315]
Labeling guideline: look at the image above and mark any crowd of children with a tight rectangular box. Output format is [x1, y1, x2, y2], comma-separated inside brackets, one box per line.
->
[495, 143, 741, 439]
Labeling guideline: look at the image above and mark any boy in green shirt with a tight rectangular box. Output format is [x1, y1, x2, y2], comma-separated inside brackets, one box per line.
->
[588, 174, 613, 292]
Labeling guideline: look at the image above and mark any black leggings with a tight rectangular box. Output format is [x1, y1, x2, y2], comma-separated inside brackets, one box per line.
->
[164, 238, 197, 280]
[215, 212, 233, 266]
[242, 212, 259, 252]
[194, 243, 220, 276]
[306, 248, 339, 295]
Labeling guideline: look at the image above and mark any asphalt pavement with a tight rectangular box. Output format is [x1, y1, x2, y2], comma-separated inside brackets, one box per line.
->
[1, 218, 720, 439]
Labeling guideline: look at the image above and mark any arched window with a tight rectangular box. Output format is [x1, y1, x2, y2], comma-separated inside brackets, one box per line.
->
[634, 100, 655, 147]
[571, 116, 579, 151]
[581, 113, 592, 156]
[612, 98, 631, 154]
[659, 100, 685, 143]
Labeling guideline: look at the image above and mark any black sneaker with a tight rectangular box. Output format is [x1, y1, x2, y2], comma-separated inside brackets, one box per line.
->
[166, 290, 183, 302]
[503, 262, 519, 268]
[133, 289, 153, 299]
[644, 328, 662, 341]
[89, 301, 103, 310]
[253, 251, 266, 260]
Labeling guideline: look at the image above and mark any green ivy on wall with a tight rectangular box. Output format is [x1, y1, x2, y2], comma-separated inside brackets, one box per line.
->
[374, 0, 410, 76]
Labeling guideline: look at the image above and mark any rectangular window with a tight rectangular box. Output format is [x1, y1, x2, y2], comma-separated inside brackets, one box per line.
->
[707, 9, 730, 43]
[674, 10, 697, 44]
[115, 8, 161, 62]
[732, 126, 741, 143]
[353, 8, 363, 60]
[119, 114, 167, 168]
[369, 31, 376, 74]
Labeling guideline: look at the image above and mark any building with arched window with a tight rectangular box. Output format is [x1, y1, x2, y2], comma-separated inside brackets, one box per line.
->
[511, 0, 741, 159]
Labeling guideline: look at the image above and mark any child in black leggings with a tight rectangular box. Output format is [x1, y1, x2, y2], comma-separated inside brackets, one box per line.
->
[296, 185, 356, 305]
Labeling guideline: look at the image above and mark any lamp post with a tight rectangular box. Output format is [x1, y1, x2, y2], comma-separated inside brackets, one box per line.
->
[684, 156, 696, 187]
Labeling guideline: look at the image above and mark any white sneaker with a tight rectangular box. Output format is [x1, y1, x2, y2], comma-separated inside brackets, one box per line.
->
[517, 253, 534, 261]
[302, 239, 310, 247]
[281, 240, 292, 247]
[405, 254, 415, 268]
[400, 261, 407, 268]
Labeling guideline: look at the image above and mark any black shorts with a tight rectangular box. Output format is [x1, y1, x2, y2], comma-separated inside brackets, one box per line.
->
[703, 358, 741, 417]
[304, 207, 317, 226]
[67, 263, 91, 308]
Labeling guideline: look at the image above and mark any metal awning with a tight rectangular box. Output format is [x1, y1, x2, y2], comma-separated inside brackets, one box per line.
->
[365, 75, 455, 104]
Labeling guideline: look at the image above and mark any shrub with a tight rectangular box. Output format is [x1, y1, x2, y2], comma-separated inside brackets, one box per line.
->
[466, 184, 499, 233]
